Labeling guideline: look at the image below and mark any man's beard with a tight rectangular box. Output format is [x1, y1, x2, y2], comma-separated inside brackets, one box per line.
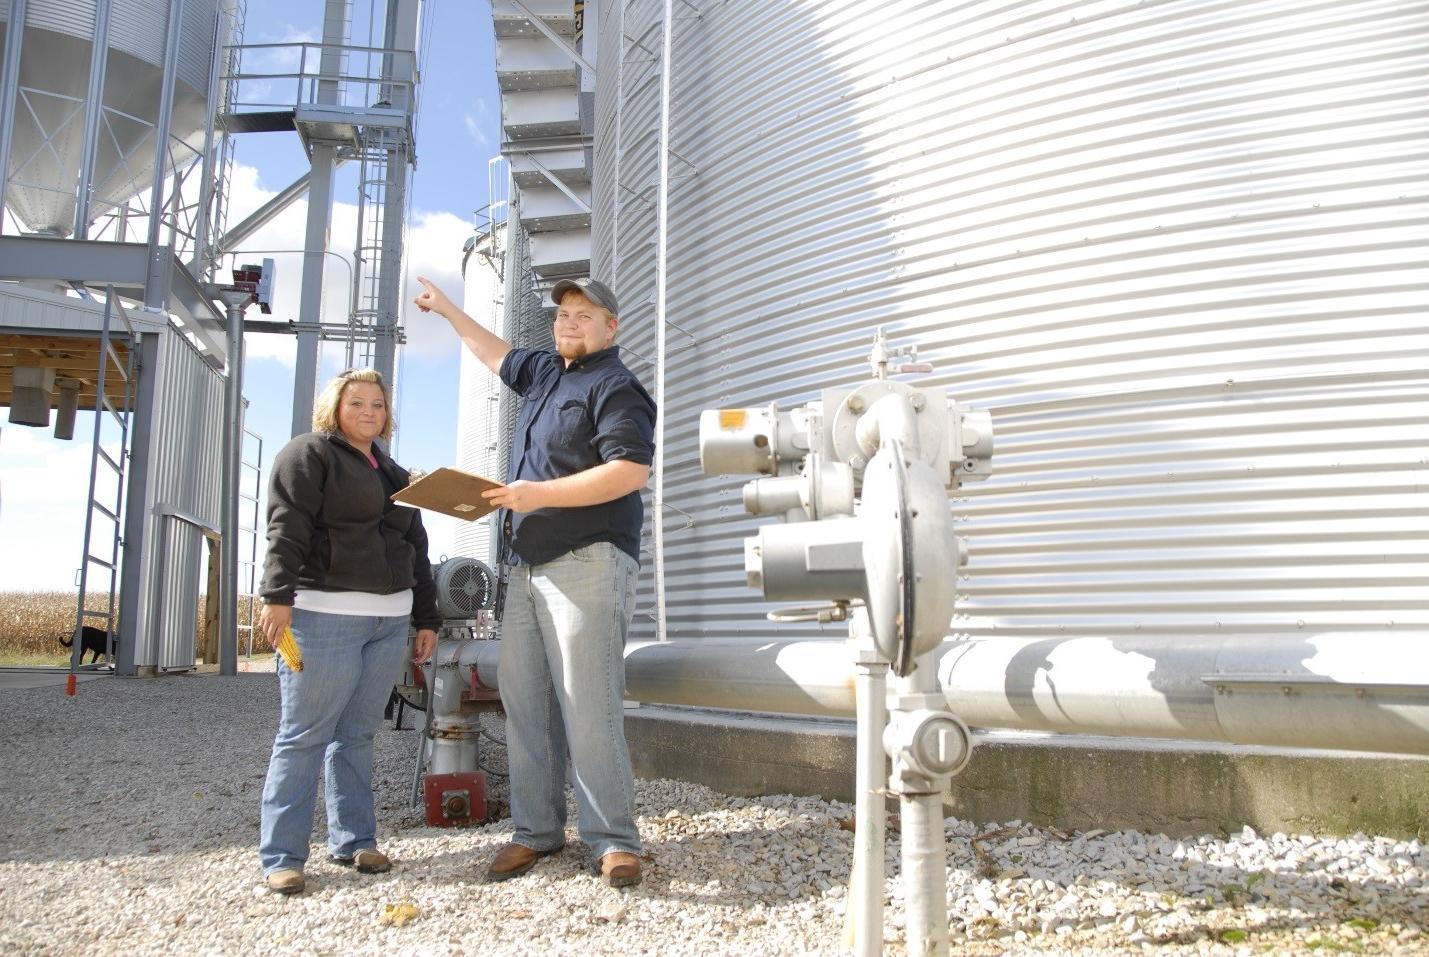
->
[557, 340, 589, 360]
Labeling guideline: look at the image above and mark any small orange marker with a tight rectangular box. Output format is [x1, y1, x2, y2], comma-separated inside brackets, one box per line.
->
[65, 674, 77, 696]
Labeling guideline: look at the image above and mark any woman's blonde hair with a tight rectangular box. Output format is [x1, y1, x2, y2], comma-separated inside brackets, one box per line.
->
[311, 368, 395, 442]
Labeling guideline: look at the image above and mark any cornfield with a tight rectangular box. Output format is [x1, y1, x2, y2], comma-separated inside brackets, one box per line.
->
[0, 591, 271, 664]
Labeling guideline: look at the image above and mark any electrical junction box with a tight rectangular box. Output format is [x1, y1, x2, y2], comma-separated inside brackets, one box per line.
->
[231, 258, 275, 314]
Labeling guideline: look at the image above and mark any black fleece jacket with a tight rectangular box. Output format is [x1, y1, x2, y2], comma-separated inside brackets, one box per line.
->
[260, 431, 441, 631]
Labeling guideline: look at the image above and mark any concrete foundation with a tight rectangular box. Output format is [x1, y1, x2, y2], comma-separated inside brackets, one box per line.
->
[626, 706, 1429, 840]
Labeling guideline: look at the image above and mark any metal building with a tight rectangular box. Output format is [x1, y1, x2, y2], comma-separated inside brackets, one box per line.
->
[1, 0, 425, 675]
[1, 0, 238, 675]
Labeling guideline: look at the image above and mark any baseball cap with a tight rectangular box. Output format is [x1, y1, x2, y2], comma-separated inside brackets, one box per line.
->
[551, 277, 619, 315]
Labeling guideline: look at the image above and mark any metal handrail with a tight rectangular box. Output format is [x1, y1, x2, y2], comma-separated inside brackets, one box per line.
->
[220, 41, 417, 115]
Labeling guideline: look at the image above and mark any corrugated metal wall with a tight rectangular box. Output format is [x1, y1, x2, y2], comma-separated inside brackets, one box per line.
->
[132, 327, 225, 670]
[593, 0, 1429, 644]
[0, 0, 221, 94]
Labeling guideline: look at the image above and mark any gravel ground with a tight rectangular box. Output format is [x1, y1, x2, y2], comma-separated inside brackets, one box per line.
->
[0, 673, 1425, 956]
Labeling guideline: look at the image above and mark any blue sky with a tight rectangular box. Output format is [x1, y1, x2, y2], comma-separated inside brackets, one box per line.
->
[0, 0, 501, 589]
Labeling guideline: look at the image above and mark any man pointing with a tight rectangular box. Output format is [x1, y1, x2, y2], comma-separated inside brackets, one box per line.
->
[416, 274, 655, 887]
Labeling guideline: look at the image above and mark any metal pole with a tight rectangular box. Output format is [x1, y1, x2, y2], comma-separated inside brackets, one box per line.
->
[609, 0, 626, 288]
[0, 0, 29, 236]
[901, 790, 950, 957]
[217, 288, 250, 677]
[73, 0, 115, 238]
[652, 0, 673, 642]
[144, 0, 188, 306]
[895, 654, 950, 957]
[291, 144, 335, 436]
[291, 0, 349, 433]
[847, 612, 887, 957]
[317, 0, 349, 106]
[372, 0, 419, 386]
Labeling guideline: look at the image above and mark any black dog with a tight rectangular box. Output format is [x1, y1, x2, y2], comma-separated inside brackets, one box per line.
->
[59, 625, 117, 664]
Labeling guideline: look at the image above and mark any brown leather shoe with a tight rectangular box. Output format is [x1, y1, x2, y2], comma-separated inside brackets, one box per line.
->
[265, 868, 305, 895]
[485, 841, 563, 882]
[597, 850, 642, 888]
[330, 848, 391, 873]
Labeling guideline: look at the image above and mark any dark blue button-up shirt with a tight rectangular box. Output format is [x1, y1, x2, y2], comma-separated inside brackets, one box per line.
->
[499, 345, 657, 565]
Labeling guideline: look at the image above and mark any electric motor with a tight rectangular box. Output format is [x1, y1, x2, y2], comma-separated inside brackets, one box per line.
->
[432, 557, 497, 620]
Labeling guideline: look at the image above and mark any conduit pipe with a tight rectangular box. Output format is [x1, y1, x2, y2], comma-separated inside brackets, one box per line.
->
[457, 634, 1429, 756]
[847, 631, 886, 957]
[651, 0, 675, 642]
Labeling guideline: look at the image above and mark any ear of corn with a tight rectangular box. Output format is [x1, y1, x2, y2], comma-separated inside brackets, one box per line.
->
[276, 626, 303, 672]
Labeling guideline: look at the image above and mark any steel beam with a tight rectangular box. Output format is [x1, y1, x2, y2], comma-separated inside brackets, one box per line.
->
[72, 0, 115, 238]
[143, 0, 187, 285]
[188, 1, 229, 275]
[115, 332, 161, 677]
[0, 0, 28, 236]
[291, 145, 335, 436]
[0, 236, 228, 361]
[215, 170, 325, 255]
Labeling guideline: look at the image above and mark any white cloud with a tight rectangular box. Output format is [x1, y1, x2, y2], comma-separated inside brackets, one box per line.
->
[223, 163, 474, 366]
[400, 208, 479, 358]
[463, 112, 491, 149]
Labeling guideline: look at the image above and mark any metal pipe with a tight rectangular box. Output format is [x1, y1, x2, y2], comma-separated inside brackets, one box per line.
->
[456, 633, 1429, 756]
[893, 651, 950, 957]
[215, 170, 325, 255]
[652, 0, 674, 642]
[73, 0, 115, 238]
[216, 288, 250, 677]
[901, 793, 949, 957]
[144, 0, 188, 305]
[936, 633, 1429, 754]
[0, 0, 29, 236]
[426, 647, 480, 774]
[609, 0, 627, 289]
[848, 614, 886, 957]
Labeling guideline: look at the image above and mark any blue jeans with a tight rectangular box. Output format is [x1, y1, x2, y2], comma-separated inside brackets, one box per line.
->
[259, 609, 409, 874]
[500, 541, 641, 860]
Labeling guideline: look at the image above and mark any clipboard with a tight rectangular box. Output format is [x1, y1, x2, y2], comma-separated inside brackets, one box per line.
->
[390, 467, 504, 521]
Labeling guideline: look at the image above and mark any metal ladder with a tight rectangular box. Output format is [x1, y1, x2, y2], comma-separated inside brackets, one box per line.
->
[237, 426, 264, 657]
[69, 286, 139, 673]
[348, 141, 389, 370]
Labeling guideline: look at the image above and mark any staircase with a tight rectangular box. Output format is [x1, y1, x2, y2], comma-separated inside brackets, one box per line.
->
[492, 1, 594, 300]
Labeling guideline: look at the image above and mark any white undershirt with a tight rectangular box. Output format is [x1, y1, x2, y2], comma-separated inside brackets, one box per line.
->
[293, 588, 414, 618]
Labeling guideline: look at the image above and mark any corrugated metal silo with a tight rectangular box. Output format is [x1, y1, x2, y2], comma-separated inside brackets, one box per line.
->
[0, 0, 221, 234]
[593, 0, 1429, 653]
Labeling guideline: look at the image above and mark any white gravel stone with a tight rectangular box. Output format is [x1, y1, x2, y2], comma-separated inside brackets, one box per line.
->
[2, 674, 1427, 956]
